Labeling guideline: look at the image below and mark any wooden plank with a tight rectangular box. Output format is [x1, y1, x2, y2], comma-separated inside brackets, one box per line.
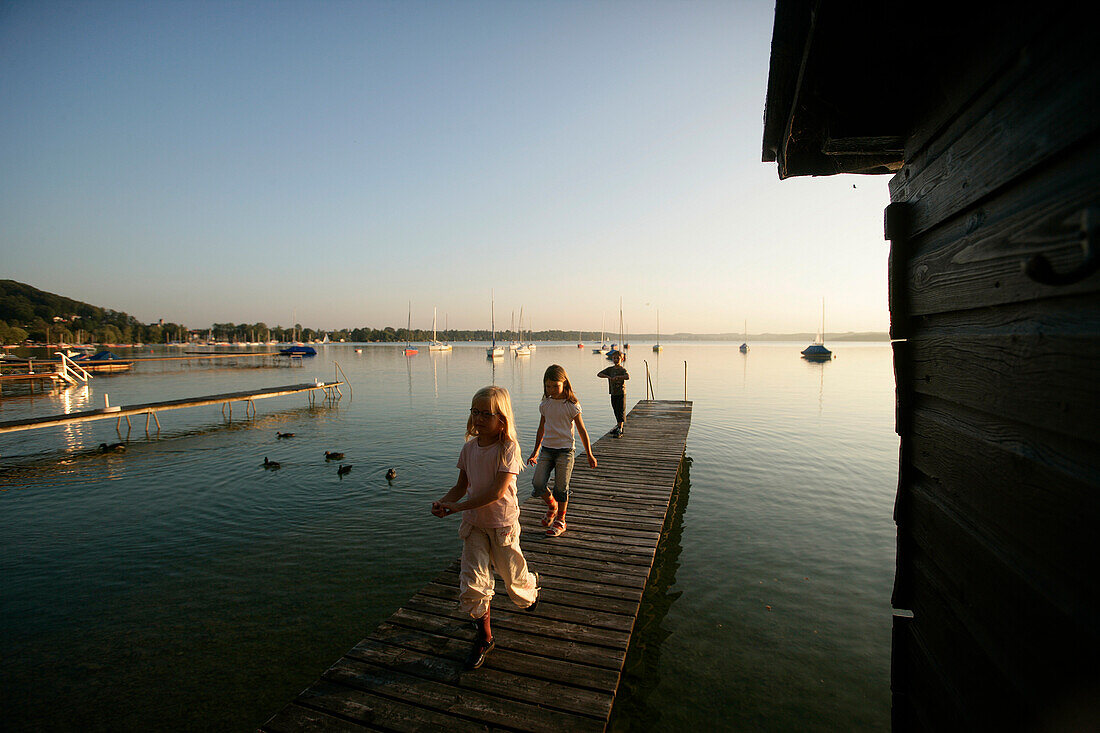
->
[369, 621, 621, 692]
[898, 137, 1100, 319]
[888, 18, 1100, 240]
[909, 393, 1098, 617]
[0, 381, 344, 434]
[323, 656, 604, 732]
[386, 608, 625, 670]
[416, 582, 636, 633]
[907, 332, 1100, 439]
[343, 637, 614, 719]
[432, 570, 640, 615]
[903, 474, 1096, 703]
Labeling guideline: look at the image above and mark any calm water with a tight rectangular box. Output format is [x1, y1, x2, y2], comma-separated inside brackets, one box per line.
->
[1, 342, 898, 731]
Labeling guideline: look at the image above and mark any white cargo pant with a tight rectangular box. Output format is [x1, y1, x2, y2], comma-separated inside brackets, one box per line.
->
[458, 521, 538, 619]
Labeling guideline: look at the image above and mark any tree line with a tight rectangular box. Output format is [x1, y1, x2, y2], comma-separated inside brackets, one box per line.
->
[0, 280, 596, 345]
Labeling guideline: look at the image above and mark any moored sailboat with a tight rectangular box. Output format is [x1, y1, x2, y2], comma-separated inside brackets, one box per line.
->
[801, 299, 833, 361]
[403, 302, 418, 356]
[428, 307, 451, 351]
[487, 292, 504, 358]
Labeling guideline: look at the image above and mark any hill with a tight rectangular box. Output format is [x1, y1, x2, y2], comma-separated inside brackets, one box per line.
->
[0, 279, 165, 345]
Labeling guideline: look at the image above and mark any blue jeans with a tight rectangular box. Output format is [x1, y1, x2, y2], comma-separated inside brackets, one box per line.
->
[531, 447, 575, 503]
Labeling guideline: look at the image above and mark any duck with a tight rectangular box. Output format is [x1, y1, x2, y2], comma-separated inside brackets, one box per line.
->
[263, 457, 281, 469]
[99, 442, 126, 453]
[276, 432, 295, 439]
[337, 464, 352, 477]
[386, 467, 397, 481]
[324, 451, 344, 461]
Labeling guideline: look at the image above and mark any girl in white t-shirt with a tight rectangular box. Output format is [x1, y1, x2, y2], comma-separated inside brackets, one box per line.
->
[432, 385, 539, 670]
[526, 364, 597, 537]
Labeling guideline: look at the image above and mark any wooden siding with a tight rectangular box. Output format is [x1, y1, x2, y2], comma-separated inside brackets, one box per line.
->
[887, 13, 1100, 731]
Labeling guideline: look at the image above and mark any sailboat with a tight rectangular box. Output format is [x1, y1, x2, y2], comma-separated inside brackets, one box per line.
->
[515, 308, 531, 356]
[607, 298, 625, 360]
[740, 320, 749, 353]
[403, 302, 418, 356]
[592, 314, 609, 354]
[577, 331, 584, 349]
[428, 307, 451, 351]
[486, 292, 504, 358]
[526, 315, 536, 350]
[652, 310, 663, 352]
[508, 310, 519, 351]
[801, 299, 833, 360]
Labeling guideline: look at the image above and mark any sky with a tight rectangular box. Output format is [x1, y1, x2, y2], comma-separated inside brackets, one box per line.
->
[0, 1, 892, 335]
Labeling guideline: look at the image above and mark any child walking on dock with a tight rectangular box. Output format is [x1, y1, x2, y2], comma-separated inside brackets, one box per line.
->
[432, 385, 539, 670]
[527, 364, 597, 538]
[598, 352, 630, 437]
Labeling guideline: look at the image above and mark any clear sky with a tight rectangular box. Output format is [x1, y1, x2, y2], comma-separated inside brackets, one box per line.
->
[1, 1, 891, 335]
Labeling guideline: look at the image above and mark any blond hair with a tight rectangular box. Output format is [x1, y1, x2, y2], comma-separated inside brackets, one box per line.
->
[542, 364, 579, 404]
[466, 385, 521, 451]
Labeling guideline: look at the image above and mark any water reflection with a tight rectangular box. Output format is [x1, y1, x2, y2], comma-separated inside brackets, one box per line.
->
[607, 454, 692, 731]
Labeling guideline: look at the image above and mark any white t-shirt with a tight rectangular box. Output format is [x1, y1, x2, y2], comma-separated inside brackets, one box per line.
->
[457, 438, 522, 528]
[540, 397, 581, 449]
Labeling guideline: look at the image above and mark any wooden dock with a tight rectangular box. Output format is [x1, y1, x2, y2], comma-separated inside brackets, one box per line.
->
[261, 399, 692, 732]
[0, 381, 344, 435]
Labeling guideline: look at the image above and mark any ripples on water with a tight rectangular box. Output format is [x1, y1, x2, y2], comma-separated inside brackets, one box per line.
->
[1, 343, 897, 731]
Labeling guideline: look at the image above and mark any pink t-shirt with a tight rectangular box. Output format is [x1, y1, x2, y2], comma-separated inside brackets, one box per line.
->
[540, 397, 581, 449]
[457, 438, 522, 528]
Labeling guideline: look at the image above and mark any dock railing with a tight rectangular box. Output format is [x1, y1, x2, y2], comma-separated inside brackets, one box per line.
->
[54, 352, 93, 385]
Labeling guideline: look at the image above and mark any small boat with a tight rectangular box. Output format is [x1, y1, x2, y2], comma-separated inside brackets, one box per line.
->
[577, 331, 584, 349]
[279, 345, 317, 357]
[653, 310, 663, 352]
[801, 299, 833, 361]
[427, 307, 452, 351]
[487, 291, 504, 358]
[73, 350, 134, 372]
[740, 320, 749, 353]
[403, 302, 418, 356]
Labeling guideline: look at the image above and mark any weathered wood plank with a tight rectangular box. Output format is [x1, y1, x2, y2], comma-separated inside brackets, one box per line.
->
[323, 657, 603, 733]
[432, 570, 640, 615]
[889, 19, 1100, 240]
[907, 333, 1100, 439]
[897, 137, 1100, 320]
[369, 621, 621, 692]
[343, 637, 614, 719]
[903, 474, 1096, 709]
[385, 608, 625, 670]
[909, 393, 1098, 618]
[416, 582, 636, 633]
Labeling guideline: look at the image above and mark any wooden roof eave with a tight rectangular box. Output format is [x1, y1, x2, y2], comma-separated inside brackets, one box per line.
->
[762, 0, 905, 179]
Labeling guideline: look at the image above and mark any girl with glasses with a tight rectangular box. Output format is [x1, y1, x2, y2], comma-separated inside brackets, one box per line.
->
[431, 385, 539, 669]
[527, 364, 597, 537]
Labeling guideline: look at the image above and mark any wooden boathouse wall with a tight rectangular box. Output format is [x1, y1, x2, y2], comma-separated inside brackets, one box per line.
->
[763, 2, 1099, 729]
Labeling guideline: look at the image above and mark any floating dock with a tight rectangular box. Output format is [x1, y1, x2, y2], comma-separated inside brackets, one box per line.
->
[0, 381, 344, 435]
[261, 399, 692, 732]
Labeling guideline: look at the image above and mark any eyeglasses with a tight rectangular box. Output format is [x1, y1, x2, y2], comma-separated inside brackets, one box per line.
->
[469, 408, 500, 419]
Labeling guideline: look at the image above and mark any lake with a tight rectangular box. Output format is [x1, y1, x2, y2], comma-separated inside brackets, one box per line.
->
[0, 341, 898, 731]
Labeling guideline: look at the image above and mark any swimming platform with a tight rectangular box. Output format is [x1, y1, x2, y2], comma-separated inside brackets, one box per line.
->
[261, 398, 693, 732]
